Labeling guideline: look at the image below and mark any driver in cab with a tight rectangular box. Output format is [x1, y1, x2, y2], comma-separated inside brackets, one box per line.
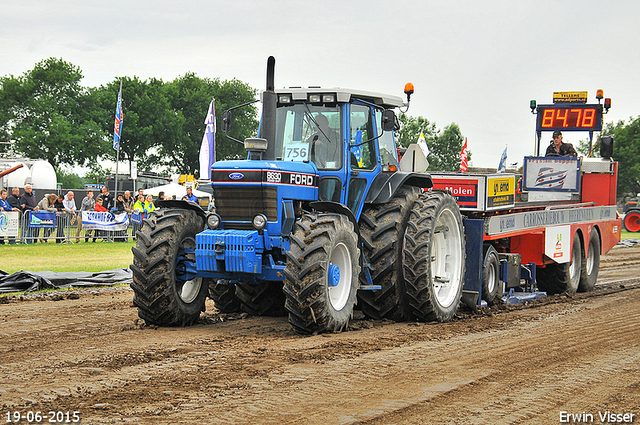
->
[545, 130, 577, 157]
[308, 113, 340, 168]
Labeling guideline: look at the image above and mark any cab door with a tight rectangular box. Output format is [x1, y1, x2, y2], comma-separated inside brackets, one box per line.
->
[345, 103, 380, 221]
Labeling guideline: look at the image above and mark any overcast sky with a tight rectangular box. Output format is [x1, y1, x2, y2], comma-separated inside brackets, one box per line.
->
[2, 0, 639, 170]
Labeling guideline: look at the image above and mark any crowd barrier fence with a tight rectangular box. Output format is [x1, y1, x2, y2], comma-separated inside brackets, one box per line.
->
[0, 210, 146, 245]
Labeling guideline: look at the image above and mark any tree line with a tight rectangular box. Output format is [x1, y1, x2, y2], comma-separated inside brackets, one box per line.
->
[0, 58, 259, 182]
[1, 56, 544, 187]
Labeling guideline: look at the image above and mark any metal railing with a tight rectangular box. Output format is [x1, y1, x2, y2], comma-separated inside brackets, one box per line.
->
[0, 211, 141, 244]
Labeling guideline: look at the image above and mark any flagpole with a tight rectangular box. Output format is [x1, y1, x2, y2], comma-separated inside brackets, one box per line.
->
[114, 80, 122, 197]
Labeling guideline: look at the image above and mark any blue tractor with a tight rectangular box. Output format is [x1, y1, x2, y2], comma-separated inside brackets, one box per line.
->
[131, 57, 466, 334]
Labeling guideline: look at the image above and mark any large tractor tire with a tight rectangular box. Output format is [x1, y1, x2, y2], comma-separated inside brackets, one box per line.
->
[357, 186, 422, 321]
[623, 210, 640, 232]
[235, 281, 287, 316]
[482, 245, 501, 305]
[131, 209, 208, 326]
[404, 190, 466, 322]
[208, 280, 241, 314]
[578, 229, 601, 292]
[283, 213, 360, 334]
[537, 233, 581, 295]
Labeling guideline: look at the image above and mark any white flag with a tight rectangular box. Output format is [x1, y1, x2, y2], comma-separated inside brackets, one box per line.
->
[198, 98, 216, 180]
[497, 145, 507, 173]
[417, 132, 429, 158]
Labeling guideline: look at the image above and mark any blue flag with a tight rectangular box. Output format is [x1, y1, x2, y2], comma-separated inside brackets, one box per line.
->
[113, 82, 123, 151]
[199, 98, 216, 180]
[497, 145, 507, 173]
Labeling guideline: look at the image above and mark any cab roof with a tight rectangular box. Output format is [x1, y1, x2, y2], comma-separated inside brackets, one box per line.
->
[261, 87, 405, 109]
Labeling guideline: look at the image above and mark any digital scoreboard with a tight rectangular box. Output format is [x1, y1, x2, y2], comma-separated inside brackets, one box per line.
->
[535, 104, 603, 132]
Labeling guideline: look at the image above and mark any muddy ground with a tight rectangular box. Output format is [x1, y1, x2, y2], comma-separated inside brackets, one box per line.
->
[1, 246, 639, 424]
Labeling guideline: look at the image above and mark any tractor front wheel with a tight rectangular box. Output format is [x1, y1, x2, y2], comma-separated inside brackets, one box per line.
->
[283, 213, 360, 334]
[130, 209, 208, 326]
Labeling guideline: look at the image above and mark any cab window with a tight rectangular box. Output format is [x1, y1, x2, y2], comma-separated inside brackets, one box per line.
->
[350, 104, 376, 170]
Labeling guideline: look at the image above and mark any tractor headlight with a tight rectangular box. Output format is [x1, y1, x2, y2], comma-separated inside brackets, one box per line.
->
[207, 213, 221, 229]
[252, 214, 267, 230]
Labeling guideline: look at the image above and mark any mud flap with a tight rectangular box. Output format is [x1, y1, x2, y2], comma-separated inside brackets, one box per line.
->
[462, 218, 484, 310]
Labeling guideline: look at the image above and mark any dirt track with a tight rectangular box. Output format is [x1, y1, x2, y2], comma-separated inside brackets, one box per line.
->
[1, 246, 640, 424]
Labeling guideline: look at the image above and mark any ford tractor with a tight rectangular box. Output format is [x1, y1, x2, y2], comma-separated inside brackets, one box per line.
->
[131, 57, 466, 334]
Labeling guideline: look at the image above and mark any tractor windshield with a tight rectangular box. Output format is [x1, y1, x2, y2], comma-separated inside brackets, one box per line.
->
[275, 104, 342, 170]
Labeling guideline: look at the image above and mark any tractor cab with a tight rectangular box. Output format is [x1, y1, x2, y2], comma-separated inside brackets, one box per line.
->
[270, 87, 403, 219]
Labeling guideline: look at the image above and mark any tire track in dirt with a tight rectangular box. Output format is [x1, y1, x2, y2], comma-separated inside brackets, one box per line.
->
[1, 248, 639, 424]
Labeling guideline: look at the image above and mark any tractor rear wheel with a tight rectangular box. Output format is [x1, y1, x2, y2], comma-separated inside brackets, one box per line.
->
[131, 209, 208, 326]
[357, 186, 421, 321]
[283, 213, 360, 334]
[537, 233, 581, 295]
[235, 281, 287, 316]
[404, 190, 465, 322]
[208, 280, 241, 313]
[578, 229, 600, 292]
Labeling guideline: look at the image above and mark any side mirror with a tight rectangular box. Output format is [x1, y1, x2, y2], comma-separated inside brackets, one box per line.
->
[600, 136, 614, 159]
[222, 110, 232, 132]
[381, 110, 396, 132]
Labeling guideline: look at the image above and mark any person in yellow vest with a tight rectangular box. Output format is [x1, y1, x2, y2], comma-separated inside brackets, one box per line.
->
[143, 194, 156, 212]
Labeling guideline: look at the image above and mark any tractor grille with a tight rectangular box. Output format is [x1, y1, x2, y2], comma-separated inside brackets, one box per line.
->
[214, 186, 278, 224]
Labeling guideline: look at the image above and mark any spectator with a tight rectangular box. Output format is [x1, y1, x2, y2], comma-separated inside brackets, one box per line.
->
[112, 193, 127, 242]
[133, 194, 145, 213]
[185, 187, 198, 203]
[20, 184, 39, 244]
[154, 191, 165, 208]
[37, 193, 58, 243]
[7, 187, 22, 244]
[63, 191, 77, 240]
[77, 190, 95, 243]
[0, 189, 15, 244]
[123, 191, 134, 213]
[92, 197, 108, 242]
[8, 187, 21, 211]
[95, 197, 106, 210]
[53, 194, 66, 243]
[207, 198, 216, 213]
[137, 188, 144, 200]
[144, 194, 156, 212]
[112, 193, 125, 213]
[98, 185, 113, 211]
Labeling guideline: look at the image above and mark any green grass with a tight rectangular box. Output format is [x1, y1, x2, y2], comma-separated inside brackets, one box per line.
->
[621, 230, 639, 240]
[0, 241, 135, 273]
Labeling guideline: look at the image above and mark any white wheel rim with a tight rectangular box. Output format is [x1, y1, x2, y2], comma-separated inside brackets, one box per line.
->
[329, 242, 352, 311]
[487, 261, 497, 294]
[177, 236, 202, 304]
[570, 241, 581, 281]
[431, 207, 463, 308]
[586, 239, 595, 275]
[180, 277, 203, 303]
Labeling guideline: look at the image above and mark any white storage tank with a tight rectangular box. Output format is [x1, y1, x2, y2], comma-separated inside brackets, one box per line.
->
[30, 160, 57, 190]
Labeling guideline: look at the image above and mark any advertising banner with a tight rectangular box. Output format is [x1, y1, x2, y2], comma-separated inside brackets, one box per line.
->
[523, 157, 581, 192]
[82, 211, 129, 231]
[28, 211, 56, 228]
[0, 211, 20, 237]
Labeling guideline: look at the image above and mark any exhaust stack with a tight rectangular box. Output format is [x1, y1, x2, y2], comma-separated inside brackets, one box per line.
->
[260, 56, 277, 160]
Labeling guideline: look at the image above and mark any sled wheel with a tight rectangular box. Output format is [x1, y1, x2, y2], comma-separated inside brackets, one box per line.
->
[578, 229, 600, 292]
[482, 245, 501, 305]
